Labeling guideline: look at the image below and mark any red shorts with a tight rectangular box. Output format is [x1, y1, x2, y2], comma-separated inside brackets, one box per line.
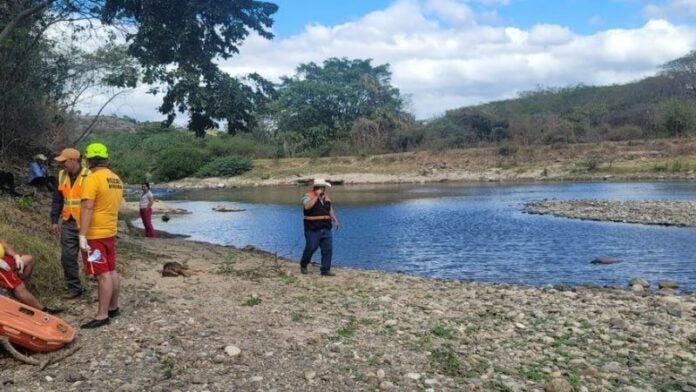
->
[81, 237, 117, 276]
[0, 256, 22, 289]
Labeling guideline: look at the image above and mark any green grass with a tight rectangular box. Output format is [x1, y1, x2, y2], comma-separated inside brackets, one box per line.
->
[337, 321, 358, 338]
[290, 311, 304, 322]
[430, 345, 463, 377]
[431, 324, 457, 340]
[518, 363, 550, 382]
[216, 260, 236, 274]
[161, 357, 175, 379]
[242, 296, 262, 307]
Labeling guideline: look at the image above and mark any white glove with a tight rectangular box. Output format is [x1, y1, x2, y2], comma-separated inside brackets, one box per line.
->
[0, 259, 10, 272]
[79, 235, 90, 252]
[14, 255, 24, 274]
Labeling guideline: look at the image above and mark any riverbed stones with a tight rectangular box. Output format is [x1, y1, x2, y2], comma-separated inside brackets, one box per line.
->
[224, 345, 241, 357]
[591, 257, 622, 265]
[545, 378, 572, 392]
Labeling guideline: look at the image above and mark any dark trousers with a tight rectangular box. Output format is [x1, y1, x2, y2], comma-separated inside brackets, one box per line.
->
[60, 219, 83, 293]
[140, 208, 156, 238]
[300, 228, 333, 273]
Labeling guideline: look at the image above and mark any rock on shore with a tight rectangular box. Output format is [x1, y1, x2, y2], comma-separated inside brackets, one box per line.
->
[524, 199, 696, 227]
[1, 235, 695, 391]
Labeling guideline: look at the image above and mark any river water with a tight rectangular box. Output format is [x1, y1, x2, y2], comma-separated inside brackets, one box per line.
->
[146, 181, 696, 290]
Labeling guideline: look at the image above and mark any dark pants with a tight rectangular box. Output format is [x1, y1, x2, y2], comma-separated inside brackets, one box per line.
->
[140, 208, 156, 238]
[60, 219, 83, 293]
[300, 228, 333, 273]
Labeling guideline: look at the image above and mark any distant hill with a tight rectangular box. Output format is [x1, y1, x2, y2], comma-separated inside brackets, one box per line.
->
[73, 115, 139, 135]
[423, 51, 696, 148]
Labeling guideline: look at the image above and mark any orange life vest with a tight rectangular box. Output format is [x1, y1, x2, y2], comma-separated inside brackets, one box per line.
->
[57, 167, 90, 222]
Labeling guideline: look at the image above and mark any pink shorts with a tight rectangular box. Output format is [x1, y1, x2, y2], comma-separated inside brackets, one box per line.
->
[81, 237, 117, 276]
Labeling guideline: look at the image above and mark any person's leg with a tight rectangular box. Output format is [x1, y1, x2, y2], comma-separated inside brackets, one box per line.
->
[144, 208, 156, 237]
[300, 230, 320, 268]
[95, 272, 113, 320]
[109, 271, 120, 311]
[17, 255, 34, 280]
[12, 283, 42, 309]
[318, 229, 333, 274]
[60, 220, 83, 294]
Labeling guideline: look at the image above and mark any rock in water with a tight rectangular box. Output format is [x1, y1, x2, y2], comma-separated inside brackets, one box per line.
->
[658, 280, 679, 289]
[591, 256, 622, 265]
[629, 277, 649, 288]
[545, 378, 572, 392]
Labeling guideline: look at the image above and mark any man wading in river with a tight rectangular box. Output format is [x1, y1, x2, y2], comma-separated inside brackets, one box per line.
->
[300, 178, 341, 276]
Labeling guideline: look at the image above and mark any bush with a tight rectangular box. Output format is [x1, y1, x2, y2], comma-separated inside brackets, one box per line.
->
[498, 144, 518, 156]
[154, 148, 208, 182]
[195, 156, 253, 177]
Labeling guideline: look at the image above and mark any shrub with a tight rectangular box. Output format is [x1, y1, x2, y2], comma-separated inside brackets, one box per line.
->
[498, 144, 518, 156]
[195, 156, 253, 177]
[153, 148, 207, 182]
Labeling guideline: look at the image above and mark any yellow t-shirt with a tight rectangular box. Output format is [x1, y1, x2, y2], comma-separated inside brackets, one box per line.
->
[81, 168, 123, 239]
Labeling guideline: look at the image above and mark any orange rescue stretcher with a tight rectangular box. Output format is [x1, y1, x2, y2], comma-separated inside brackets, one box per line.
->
[0, 296, 76, 352]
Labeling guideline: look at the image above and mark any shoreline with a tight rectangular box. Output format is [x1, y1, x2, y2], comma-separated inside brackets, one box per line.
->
[524, 199, 696, 227]
[3, 233, 694, 391]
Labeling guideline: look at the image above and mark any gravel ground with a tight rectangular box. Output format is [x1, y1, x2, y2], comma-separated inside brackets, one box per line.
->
[524, 200, 696, 227]
[1, 235, 695, 391]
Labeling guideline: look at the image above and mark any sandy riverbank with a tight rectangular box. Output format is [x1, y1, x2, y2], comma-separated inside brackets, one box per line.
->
[164, 138, 696, 189]
[1, 231, 695, 391]
[524, 200, 696, 227]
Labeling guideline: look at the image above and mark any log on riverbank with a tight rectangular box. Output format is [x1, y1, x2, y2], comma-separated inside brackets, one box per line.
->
[524, 199, 696, 227]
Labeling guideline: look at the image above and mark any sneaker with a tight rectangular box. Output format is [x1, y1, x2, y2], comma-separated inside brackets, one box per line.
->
[42, 307, 64, 315]
[81, 318, 110, 329]
[320, 271, 336, 277]
[62, 290, 83, 300]
[108, 307, 120, 318]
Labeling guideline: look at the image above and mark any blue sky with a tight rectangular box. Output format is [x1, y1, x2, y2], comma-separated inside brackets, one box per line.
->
[85, 0, 696, 121]
[270, 0, 666, 38]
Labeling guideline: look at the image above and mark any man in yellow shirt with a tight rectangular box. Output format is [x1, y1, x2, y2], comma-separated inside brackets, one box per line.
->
[78, 142, 123, 329]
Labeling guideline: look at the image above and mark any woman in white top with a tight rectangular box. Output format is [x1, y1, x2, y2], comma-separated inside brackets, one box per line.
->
[139, 182, 156, 238]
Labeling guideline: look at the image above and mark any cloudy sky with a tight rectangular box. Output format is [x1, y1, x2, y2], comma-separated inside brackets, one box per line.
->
[87, 0, 696, 122]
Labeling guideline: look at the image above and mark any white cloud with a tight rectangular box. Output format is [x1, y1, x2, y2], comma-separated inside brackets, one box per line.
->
[80, 0, 696, 121]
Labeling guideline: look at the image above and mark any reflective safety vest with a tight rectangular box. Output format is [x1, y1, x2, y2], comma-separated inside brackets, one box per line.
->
[303, 191, 332, 230]
[57, 167, 90, 222]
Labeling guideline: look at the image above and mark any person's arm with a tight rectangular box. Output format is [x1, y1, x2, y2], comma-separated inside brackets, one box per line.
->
[79, 200, 94, 237]
[147, 192, 154, 209]
[50, 186, 63, 234]
[0, 240, 18, 257]
[330, 207, 341, 230]
[302, 192, 320, 210]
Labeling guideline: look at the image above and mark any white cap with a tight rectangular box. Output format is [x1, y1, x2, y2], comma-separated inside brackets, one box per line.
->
[313, 178, 331, 188]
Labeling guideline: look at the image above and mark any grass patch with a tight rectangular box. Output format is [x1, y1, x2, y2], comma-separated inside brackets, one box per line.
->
[337, 321, 358, 338]
[290, 311, 304, 322]
[280, 273, 299, 285]
[430, 345, 463, 377]
[242, 296, 262, 307]
[431, 324, 457, 340]
[161, 357, 175, 379]
[518, 362, 550, 382]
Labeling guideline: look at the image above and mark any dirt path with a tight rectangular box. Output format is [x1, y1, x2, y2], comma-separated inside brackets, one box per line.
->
[1, 235, 695, 391]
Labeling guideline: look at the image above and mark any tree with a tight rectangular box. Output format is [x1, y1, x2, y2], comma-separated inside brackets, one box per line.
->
[662, 50, 696, 97]
[272, 58, 405, 154]
[1, 0, 279, 145]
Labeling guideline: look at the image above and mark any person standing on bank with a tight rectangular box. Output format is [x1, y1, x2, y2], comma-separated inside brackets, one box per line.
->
[51, 148, 90, 299]
[139, 182, 156, 238]
[78, 142, 123, 329]
[300, 178, 341, 276]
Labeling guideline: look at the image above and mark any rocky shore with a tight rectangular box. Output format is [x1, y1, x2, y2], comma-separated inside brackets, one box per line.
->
[1, 234, 695, 391]
[524, 199, 696, 227]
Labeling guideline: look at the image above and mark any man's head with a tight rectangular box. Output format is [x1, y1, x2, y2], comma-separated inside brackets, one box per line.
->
[84, 142, 109, 169]
[141, 182, 150, 191]
[312, 178, 331, 195]
[54, 148, 81, 174]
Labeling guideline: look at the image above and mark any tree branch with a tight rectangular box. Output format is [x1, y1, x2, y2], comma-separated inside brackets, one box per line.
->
[73, 90, 127, 145]
[0, 0, 54, 43]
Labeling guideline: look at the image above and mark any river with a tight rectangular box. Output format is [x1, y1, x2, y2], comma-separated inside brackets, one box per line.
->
[142, 181, 696, 290]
